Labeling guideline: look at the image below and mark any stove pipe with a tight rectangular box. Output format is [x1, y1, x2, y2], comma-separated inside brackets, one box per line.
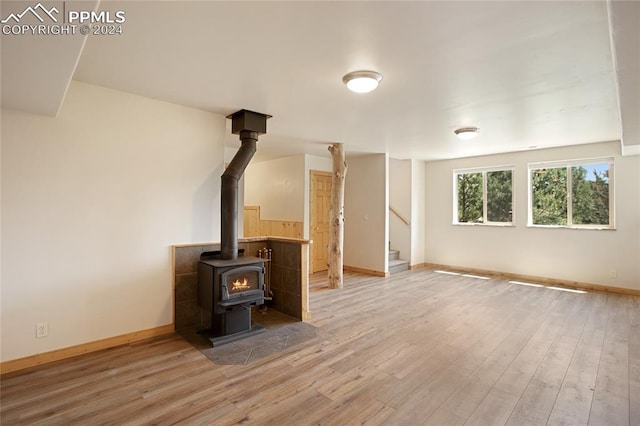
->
[221, 110, 271, 260]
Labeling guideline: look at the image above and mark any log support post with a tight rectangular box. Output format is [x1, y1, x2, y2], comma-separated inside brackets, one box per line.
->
[328, 143, 347, 289]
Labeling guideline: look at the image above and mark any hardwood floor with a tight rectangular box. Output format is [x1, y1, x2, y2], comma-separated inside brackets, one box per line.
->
[2, 268, 638, 425]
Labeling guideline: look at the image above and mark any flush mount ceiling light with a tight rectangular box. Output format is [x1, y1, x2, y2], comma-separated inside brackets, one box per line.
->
[454, 127, 480, 140]
[342, 70, 383, 93]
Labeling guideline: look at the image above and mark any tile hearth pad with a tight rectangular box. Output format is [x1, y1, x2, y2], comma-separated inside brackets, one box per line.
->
[178, 309, 319, 365]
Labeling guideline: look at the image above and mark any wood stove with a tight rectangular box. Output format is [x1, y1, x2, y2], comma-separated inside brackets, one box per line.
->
[197, 109, 271, 345]
[198, 252, 266, 343]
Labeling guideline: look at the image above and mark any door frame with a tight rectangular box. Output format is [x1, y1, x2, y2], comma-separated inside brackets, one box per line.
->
[309, 170, 332, 274]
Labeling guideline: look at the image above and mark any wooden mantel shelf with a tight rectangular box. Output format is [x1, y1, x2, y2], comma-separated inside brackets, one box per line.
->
[173, 236, 311, 249]
[246, 236, 312, 244]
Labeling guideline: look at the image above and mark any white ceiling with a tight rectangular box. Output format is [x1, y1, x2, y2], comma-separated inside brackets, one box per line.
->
[2, 1, 638, 161]
[0, 1, 99, 116]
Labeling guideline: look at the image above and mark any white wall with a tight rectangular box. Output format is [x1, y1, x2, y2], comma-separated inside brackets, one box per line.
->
[1, 81, 226, 362]
[306, 154, 333, 173]
[425, 141, 640, 290]
[389, 158, 411, 261]
[224, 147, 245, 238]
[304, 154, 332, 239]
[243, 153, 331, 240]
[244, 155, 305, 222]
[410, 159, 426, 266]
[344, 154, 388, 273]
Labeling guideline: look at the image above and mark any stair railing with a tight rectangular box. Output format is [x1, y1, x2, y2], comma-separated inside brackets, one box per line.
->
[389, 205, 410, 226]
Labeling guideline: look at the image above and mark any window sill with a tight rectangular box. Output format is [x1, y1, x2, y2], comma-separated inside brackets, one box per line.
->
[527, 224, 616, 231]
[453, 222, 515, 227]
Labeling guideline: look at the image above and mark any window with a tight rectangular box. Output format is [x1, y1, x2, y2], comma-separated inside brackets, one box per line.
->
[528, 158, 614, 229]
[454, 167, 514, 225]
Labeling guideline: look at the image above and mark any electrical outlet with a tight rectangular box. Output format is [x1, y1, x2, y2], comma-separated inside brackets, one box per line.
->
[610, 270, 617, 279]
[36, 322, 48, 338]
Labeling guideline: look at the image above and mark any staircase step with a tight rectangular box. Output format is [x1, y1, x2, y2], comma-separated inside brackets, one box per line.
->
[389, 250, 400, 261]
[389, 259, 410, 275]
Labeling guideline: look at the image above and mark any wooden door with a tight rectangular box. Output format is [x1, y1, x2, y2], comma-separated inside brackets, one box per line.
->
[310, 171, 332, 273]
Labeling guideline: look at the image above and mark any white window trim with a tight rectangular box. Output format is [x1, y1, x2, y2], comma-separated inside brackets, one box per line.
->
[453, 165, 515, 226]
[527, 157, 615, 230]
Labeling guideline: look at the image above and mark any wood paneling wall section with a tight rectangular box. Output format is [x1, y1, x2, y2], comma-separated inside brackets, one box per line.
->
[244, 206, 303, 238]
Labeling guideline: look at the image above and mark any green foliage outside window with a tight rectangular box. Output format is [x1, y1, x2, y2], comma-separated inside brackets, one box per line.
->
[456, 169, 513, 224]
[572, 166, 609, 225]
[531, 163, 610, 227]
[532, 167, 567, 225]
[457, 173, 483, 223]
[487, 170, 513, 222]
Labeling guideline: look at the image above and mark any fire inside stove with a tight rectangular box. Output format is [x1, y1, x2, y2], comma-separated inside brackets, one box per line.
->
[232, 277, 251, 292]
[224, 269, 261, 299]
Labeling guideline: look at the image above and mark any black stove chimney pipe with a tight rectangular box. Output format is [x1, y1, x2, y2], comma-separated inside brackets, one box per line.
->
[221, 110, 271, 260]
